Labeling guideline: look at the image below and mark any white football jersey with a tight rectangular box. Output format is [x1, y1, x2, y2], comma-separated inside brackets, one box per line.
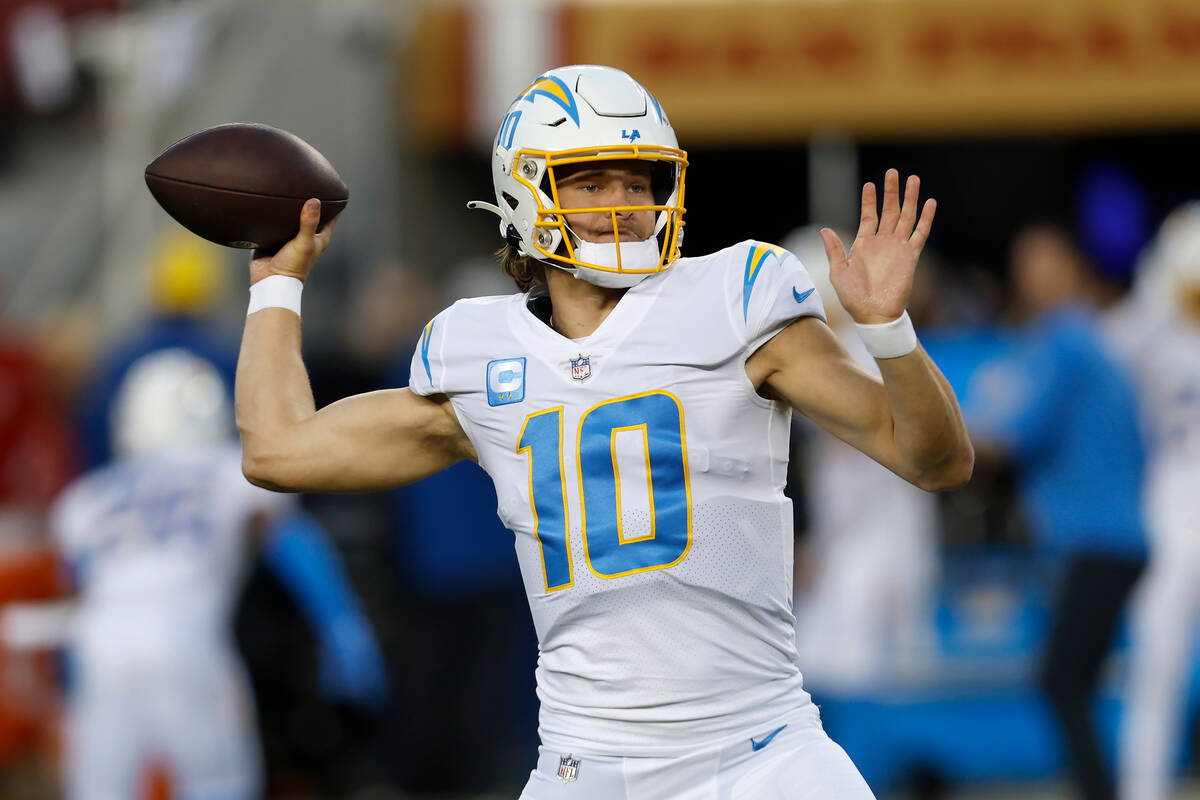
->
[51, 445, 292, 658]
[409, 241, 826, 756]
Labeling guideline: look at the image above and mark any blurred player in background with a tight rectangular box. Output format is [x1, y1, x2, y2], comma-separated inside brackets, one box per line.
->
[783, 226, 939, 692]
[52, 348, 386, 800]
[236, 65, 972, 798]
[1107, 204, 1200, 800]
[76, 232, 237, 468]
[961, 223, 1146, 800]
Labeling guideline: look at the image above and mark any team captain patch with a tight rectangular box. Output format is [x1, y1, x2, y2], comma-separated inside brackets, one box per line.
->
[486, 357, 526, 406]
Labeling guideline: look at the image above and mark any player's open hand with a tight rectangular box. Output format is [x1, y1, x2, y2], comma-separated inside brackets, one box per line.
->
[248, 198, 338, 286]
[820, 169, 935, 324]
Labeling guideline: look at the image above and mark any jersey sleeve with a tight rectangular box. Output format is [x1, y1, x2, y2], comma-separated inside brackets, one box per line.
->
[408, 308, 450, 397]
[733, 241, 827, 355]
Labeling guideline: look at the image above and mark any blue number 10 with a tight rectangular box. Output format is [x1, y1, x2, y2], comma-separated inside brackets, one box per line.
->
[517, 391, 693, 592]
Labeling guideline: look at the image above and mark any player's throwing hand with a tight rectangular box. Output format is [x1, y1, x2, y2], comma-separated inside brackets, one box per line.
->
[248, 198, 338, 286]
[820, 168, 936, 325]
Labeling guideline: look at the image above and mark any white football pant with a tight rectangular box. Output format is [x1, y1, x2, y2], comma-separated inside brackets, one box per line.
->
[519, 708, 876, 800]
[65, 652, 261, 800]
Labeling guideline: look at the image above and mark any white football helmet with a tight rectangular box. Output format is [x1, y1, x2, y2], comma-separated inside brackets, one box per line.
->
[469, 64, 687, 288]
[1136, 202, 1200, 319]
[111, 348, 233, 458]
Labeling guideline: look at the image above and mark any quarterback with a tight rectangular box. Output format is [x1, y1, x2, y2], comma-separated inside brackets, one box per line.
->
[236, 65, 972, 798]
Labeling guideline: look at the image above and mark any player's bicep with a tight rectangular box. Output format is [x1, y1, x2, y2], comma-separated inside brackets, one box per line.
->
[747, 317, 899, 467]
[242, 387, 474, 493]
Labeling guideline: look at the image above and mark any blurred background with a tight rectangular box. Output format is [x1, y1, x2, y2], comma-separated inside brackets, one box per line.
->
[0, 0, 1199, 798]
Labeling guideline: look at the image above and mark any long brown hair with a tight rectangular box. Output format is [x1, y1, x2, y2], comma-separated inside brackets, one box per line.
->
[498, 243, 546, 292]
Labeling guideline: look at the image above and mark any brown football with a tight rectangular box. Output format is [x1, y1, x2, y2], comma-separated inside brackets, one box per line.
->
[145, 123, 348, 249]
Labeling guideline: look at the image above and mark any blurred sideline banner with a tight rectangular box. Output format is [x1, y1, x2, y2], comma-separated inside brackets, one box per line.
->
[409, 0, 1200, 146]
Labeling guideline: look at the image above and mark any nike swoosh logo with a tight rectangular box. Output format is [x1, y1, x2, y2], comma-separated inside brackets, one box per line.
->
[793, 287, 815, 304]
[750, 724, 787, 752]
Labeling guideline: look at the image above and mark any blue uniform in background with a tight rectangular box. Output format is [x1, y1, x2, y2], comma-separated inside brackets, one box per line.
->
[960, 304, 1145, 557]
[952, 303, 1146, 800]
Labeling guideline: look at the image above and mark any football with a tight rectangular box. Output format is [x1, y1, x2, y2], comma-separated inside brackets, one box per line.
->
[144, 123, 348, 250]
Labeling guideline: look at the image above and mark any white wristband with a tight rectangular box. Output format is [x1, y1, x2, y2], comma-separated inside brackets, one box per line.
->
[247, 275, 303, 317]
[853, 310, 918, 359]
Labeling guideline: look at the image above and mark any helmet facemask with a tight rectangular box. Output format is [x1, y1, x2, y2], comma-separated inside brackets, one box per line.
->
[511, 146, 687, 288]
[471, 65, 689, 290]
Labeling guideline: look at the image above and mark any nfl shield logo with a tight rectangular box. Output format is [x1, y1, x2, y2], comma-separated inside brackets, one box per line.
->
[557, 753, 580, 783]
[570, 354, 591, 381]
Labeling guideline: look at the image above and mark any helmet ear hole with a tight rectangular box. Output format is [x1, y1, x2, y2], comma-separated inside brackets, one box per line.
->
[502, 192, 520, 211]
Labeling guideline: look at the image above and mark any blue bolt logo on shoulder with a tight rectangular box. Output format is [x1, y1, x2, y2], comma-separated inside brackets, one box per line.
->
[487, 357, 526, 407]
[742, 242, 791, 321]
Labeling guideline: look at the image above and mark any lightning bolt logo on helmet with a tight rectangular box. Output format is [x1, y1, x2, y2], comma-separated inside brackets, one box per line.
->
[468, 65, 689, 289]
[519, 76, 581, 127]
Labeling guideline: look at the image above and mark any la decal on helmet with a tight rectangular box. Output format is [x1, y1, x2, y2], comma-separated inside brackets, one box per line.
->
[468, 65, 688, 289]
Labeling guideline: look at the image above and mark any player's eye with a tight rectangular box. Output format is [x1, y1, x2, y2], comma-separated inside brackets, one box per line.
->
[628, 182, 649, 194]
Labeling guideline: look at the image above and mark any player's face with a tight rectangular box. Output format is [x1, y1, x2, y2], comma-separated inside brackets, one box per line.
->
[554, 160, 656, 244]
[1010, 225, 1086, 313]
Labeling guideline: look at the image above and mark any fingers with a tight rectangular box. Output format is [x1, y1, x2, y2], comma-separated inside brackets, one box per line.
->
[247, 199, 329, 282]
[298, 198, 322, 238]
[878, 168, 901, 233]
[897, 174, 920, 237]
[910, 198, 937, 250]
[857, 181, 878, 240]
[313, 215, 339, 258]
[819, 227, 848, 271]
[861, 170, 931, 244]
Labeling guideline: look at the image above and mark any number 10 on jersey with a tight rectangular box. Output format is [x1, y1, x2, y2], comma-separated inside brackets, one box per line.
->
[517, 391, 693, 592]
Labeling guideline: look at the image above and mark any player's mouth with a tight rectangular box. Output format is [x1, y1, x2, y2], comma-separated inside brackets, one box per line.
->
[586, 229, 649, 243]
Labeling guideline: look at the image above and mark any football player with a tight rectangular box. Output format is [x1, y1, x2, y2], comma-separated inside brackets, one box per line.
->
[237, 65, 972, 798]
[1109, 204, 1200, 800]
[53, 349, 386, 800]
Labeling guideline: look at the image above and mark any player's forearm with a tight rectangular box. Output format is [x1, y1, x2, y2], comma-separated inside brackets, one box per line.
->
[876, 346, 974, 491]
[235, 308, 317, 481]
[236, 309, 471, 491]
